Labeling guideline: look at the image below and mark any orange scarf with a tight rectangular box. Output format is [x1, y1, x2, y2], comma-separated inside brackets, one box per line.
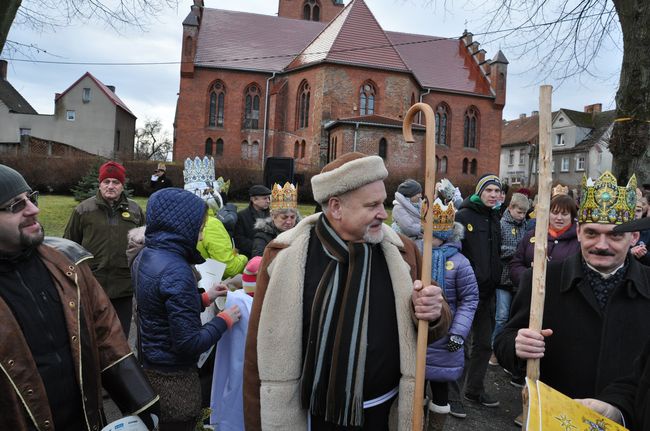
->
[548, 224, 571, 239]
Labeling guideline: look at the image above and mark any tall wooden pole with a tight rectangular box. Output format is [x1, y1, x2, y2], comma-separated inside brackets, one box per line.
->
[403, 102, 436, 431]
[522, 85, 553, 430]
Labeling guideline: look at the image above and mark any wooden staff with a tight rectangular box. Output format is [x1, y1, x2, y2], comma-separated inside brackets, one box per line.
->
[403, 102, 436, 431]
[522, 85, 553, 430]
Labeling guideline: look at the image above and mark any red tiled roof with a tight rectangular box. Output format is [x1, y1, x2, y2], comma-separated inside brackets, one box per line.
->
[195, 9, 325, 72]
[55, 72, 135, 117]
[501, 115, 539, 147]
[288, 0, 409, 72]
[386, 32, 493, 95]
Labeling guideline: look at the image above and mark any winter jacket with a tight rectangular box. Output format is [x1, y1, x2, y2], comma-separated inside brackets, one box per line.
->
[391, 192, 423, 241]
[425, 240, 479, 382]
[234, 205, 270, 258]
[494, 253, 650, 399]
[251, 217, 282, 257]
[218, 202, 239, 237]
[499, 210, 529, 289]
[0, 240, 157, 431]
[64, 191, 144, 299]
[134, 189, 229, 370]
[455, 197, 502, 299]
[508, 223, 580, 288]
[197, 211, 248, 279]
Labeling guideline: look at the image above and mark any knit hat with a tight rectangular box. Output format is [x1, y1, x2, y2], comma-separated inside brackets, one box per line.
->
[397, 179, 422, 198]
[0, 164, 31, 206]
[475, 174, 501, 196]
[99, 161, 126, 184]
[311, 152, 388, 203]
[242, 256, 262, 296]
[249, 184, 272, 197]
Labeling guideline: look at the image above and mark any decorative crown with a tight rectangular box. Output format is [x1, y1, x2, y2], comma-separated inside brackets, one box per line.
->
[216, 176, 230, 194]
[578, 171, 637, 225]
[430, 198, 456, 231]
[552, 184, 569, 197]
[270, 182, 298, 211]
[183, 156, 215, 186]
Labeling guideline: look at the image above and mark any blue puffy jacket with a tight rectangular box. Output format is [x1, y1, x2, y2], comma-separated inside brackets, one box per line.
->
[425, 242, 479, 382]
[133, 188, 229, 370]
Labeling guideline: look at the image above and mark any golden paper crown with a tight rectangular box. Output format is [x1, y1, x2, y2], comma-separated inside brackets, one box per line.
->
[578, 171, 637, 225]
[270, 182, 298, 211]
[428, 198, 456, 231]
[552, 184, 569, 197]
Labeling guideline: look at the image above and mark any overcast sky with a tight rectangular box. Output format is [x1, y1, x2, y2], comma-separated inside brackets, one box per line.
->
[3, 0, 622, 135]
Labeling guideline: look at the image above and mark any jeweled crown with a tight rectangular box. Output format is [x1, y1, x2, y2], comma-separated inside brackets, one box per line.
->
[578, 171, 637, 225]
[183, 156, 215, 186]
[270, 182, 298, 211]
[430, 198, 456, 231]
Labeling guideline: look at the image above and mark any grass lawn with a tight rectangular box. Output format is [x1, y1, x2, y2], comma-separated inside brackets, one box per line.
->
[38, 195, 393, 237]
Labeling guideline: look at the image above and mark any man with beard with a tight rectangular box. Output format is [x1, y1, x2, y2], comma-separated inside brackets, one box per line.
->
[494, 172, 650, 404]
[244, 152, 451, 430]
[0, 164, 159, 431]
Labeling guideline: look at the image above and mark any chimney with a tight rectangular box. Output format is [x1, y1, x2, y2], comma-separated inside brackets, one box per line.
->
[531, 110, 539, 116]
[0, 60, 7, 80]
[107, 85, 116, 93]
[584, 103, 602, 114]
[519, 113, 527, 119]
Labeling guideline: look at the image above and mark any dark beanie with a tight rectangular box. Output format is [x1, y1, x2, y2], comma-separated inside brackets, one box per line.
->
[0, 164, 31, 205]
[99, 161, 126, 184]
[475, 174, 502, 196]
[397, 179, 422, 198]
[249, 184, 272, 197]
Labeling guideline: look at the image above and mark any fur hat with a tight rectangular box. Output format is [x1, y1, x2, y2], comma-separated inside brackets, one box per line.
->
[242, 256, 262, 296]
[0, 164, 31, 206]
[311, 152, 388, 203]
[99, 161, 126, 184]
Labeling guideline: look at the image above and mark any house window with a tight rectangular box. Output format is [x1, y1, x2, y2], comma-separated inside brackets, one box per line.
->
[252, 141, 260, 160]
[439, 156, 448, 173]
[359, 82, 376, 116]
[462, 157, 469, 174]
[463, 106, 479, 148]
[329, 136, 338, 161]
[241, 140, 250, 159]
[555, 133, 565, 146]
[576, 155, 586, 171]
[470, 158, 477, 175]
[297, 80, 310, 129]
[82, 88, 91, 103]
[508, 150, 515, 166]
[116, 130, 121, 150]
[208, 81, 225, 128]
[66, 110, 76, 121]
[216, 138, 224, 156]
[561, 157, 570, 172]
[19, 128, 31, 136]
[378, 137, 387, 159]
[244, 84, 261, 129]
[435, 103, 450, 146]
[303, 0, 321, 21]
[205, 138, 213, 156]
[518, 149, 525, 165]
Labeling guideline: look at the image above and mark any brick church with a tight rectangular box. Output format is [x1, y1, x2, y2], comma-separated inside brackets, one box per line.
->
[173, 0, 507, 187]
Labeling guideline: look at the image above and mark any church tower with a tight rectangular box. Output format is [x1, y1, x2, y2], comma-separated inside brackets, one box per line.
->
[278, 0, 345, 23]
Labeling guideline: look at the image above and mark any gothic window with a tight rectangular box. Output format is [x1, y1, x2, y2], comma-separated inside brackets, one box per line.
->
[252, 141, 260, 160]
[208, 81, 225, 128]
[470, 158, 478, 175]
[440, 156, 448, 173]
[378, 137, 387, 159]
[216, 138, 224, 156]
[205, 138, 213, 156]
[463, 106, 479, 148]
[297, 81, 310, 129]
[303, 0, 321, 21]
[300, 140, 306, 159]
[435, 103, 450, 146]
[244, 84, 261, 129]
[462, 157, 469, 174]
[294, 141, 300, 159]
[241, 140, 249, 159]
[359, 82, 376, 116]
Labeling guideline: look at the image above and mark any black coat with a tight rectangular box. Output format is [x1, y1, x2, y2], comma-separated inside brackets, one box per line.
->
[234, 205, 269, 258]
[251, 218, 280, 257]
[494, 253, 650, 399]
[599, 339, 650, 431]
[455, 197, 502, 299]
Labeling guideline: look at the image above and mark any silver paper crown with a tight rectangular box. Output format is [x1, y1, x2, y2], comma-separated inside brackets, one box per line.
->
[183, 156, 216, 185]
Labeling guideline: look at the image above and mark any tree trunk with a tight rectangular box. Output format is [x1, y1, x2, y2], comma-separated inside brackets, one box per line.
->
[0, 0, 21, 53]
[610, 0, 650, 185]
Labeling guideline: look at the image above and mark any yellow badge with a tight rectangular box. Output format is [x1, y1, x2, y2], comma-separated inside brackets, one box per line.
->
[445, 261, 454, 270]
[530, 237, 536, 243]
[467, 223, 473, 232]
[122, 212, 130, 218]
[512, 228, 517, 236]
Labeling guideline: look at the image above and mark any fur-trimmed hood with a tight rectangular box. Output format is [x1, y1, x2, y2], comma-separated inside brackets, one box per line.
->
[440, 222, 465, 244]
[126, 226, 146, 267]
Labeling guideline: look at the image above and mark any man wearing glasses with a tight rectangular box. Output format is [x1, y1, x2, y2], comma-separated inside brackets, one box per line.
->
[0, 164, 159, 431]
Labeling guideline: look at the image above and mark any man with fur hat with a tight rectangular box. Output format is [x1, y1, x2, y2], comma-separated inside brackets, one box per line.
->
[64, 161, 144, 337]
[244, 152, 451, 430]
[235, 184, 272, 258]
[494, 172, 650, 406]
[0, 164, 158, 431]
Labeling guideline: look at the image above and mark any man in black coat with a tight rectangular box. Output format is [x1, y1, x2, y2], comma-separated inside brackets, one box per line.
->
[495, 173, 650, 408]
[234, 185, 271, 257]
[451, 174, 503, 414]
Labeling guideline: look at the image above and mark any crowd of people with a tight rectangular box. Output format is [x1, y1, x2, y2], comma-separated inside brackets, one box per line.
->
[1, 153, 650, 431]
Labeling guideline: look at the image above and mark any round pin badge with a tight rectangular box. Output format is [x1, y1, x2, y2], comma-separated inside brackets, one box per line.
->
[512, 228, 517, 235]
[445, 261, 454, 270]
[122, 212, 130, 218]
[467, 224, 473, 232]
[530, 237, 536, 243]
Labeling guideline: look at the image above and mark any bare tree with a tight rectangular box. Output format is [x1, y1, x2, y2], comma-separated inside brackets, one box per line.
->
[1, 0, 178, 54]
[434, 0, 649, 183]
[134, 119, 172, 161]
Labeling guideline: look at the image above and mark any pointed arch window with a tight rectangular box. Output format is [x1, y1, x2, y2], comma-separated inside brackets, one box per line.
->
[463, 106, 479, 148]
[470, 158, 478, 175]
[300, 140, 306, 159]
[303, 0, 321, 21]
[297, 81, 310, 129]
[378, 137, 387, 159]
[440, 156, 448, 173]
[294, 141, 300, 159]
[360, 82, 376, 116]
[435, 103, 450, 147]
[462, 157, 469, 174]
[216, 138, 224, 156]
[244, 84, 261, 129]
[208, 81, 225, 128]
[205, 138, 213, 156]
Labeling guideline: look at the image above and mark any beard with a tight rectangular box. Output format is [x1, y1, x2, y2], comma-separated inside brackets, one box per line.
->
[363, 224, 384, 244]
[19, 221, 44, 249]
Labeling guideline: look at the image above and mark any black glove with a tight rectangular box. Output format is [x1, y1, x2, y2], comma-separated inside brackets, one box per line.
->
[137, 399, 160, 430]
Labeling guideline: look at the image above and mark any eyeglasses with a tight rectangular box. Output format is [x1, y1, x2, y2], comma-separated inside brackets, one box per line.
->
[0, 191, 39, 214]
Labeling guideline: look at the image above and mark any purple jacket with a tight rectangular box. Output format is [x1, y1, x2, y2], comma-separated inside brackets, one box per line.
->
[425, 242, 479, 382]
[509, 223, 580, 288]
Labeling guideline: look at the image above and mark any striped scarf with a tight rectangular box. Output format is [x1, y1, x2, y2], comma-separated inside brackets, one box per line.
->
[300, 214, 373, 427]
